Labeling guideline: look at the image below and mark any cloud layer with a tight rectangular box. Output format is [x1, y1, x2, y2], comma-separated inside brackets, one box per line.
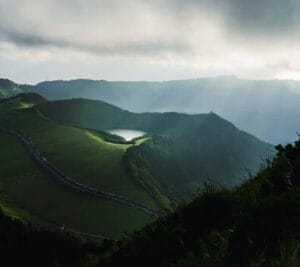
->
[1, 0, 300, 83]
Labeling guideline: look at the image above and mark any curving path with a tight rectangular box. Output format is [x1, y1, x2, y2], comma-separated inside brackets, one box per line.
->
[0, 127, 158, 217]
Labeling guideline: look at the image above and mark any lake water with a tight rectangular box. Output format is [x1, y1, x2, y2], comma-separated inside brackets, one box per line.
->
[107, 129, 146, 141]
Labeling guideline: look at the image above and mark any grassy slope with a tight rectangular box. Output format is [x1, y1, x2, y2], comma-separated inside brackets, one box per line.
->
[31, 124, 155, 207]
[0, 96, 157, 238]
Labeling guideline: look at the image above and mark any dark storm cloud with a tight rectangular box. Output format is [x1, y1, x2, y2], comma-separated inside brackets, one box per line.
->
[1, 0, 300, 83]
[165, 0, 300, 36]
[0, 27, 191, 57]
[0, 0, 194, 57]
[223, 0, 300, 36]
[0, 28, 55, 47]
[1, 0, 300, 54]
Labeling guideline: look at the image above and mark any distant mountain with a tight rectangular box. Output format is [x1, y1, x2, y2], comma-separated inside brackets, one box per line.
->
[37, 98, 275, 200]
[20, 76, 300, 144]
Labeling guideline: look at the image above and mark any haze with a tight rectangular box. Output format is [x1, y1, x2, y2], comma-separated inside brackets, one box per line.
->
[1, 0, 300, 83]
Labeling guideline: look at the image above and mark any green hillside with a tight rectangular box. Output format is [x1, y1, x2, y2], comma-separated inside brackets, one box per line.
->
[0, 93, 274, 243]
[98, 139, 300, 267]
[37, 98, 209, 134]
[0, 79, 23, 99]
[21, 77, 300, 144]
[0, 94, 158, 239]
[0, 93, 295, 267]
[37, 98, 275, 200]
[0, 128, 298, 267]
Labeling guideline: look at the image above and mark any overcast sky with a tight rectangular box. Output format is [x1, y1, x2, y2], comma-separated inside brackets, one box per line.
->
[1, 0, 300, 84]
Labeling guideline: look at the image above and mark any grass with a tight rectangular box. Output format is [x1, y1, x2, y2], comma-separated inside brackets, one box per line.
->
[18, 101, 34, 109]
[0, 127, 152, 239]
[34, 126, 156, 207]
[0, 96, 157, 238]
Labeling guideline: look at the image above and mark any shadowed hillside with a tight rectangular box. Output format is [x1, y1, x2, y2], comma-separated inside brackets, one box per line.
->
[98, 139, 300, 267]
[21, 77, 300, 144]
[36, 97, 275, 200]
[0, 79, 23, 99]
[0, 207, 94, 267]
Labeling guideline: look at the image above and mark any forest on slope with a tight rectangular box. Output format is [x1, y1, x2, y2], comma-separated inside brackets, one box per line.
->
[98, 139, 300, 267]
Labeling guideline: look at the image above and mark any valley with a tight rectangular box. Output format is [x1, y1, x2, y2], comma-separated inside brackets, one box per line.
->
[19, 77, 300, 144]
[1, 1, 299, 265]
[0, 92, 274, 242]
[0, 94, 158, 239]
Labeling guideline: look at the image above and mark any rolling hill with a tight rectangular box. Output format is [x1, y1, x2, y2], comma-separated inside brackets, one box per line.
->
[36, 97, 275, 200]
[0, 94, 158, 239]
[0, 92, 294, 267]
[1, 125, 299, 267]
[20, 76, 300, 144]
[0, 92, 274, 241]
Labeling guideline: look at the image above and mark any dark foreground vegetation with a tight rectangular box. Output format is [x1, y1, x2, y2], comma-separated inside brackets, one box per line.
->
[0, 208, 99, 267]
[98, 139, 300, 267]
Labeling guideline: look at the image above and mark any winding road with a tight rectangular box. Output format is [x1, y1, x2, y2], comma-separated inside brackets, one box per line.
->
[0, 127, 158, 217]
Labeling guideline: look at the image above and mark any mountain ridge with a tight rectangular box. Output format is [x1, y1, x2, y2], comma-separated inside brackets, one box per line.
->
[18, 76, 300, 144]
[2, 76, 300, 143]
[35, 96, 274, 199]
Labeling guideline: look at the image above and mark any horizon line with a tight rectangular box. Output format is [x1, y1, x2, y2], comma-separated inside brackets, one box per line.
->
[2, 75, 300, 86]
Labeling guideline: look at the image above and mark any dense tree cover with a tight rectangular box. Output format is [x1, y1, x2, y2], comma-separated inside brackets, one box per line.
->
[124, 114, 274, 205]
[0, 208, 99, 267]
[98, 139, 300, 267]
